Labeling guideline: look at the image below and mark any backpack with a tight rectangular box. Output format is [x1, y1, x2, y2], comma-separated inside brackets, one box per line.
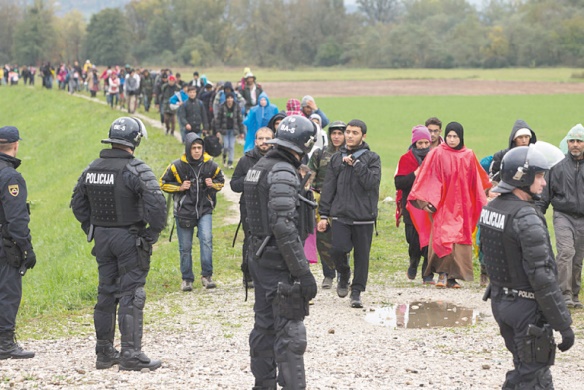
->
[204, 134, 223, 157]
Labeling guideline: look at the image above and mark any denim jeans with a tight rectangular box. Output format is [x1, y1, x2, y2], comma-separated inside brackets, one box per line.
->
[107, 93, 118, 108]
[223, 130, 236, 164]
[175, 213, 213, 281]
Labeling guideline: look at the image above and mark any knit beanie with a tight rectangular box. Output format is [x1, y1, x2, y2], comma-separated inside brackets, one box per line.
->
[411, 125, 431, 144]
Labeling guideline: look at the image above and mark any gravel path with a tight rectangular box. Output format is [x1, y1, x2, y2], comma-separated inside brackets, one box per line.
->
[2, 277, 582, 389]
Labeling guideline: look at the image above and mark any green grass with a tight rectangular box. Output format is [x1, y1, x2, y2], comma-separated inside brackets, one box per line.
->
[3, 82, 583, 338]
[161, 66, 584, 83]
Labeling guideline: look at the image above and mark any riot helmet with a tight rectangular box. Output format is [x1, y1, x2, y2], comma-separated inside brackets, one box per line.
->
[266, 115, 317, 155]
[493, 145, 550, 196]
[102, 117, 148, 149]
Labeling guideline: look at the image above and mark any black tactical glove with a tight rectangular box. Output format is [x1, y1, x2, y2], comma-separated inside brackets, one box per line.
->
[142, 228, 159, 244]
[298, 272, 317, 301]
[23, 249, 36, 270]
[558, 327, 575, 352]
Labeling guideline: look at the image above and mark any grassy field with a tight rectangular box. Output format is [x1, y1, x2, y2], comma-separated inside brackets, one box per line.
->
[2, 81, 582, 338]
[158, 67, 584, 83]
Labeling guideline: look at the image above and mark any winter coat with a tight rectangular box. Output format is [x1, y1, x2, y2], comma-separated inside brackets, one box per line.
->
[159, 133, 224, 220]
[319, 142, 381, 223]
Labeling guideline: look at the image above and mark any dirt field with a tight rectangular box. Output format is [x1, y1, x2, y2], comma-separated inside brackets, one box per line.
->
[263, 79, 584, 98]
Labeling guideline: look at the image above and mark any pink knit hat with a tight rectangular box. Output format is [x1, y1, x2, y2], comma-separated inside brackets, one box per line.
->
[411, 125, 431, 144]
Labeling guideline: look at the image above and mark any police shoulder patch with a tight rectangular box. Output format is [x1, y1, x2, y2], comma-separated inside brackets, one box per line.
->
[8, 184, 19, 197]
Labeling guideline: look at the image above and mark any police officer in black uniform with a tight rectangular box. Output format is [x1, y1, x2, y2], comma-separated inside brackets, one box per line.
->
[0, 126, 36, 360]
[244, 116, 318, 390]
[71, 117, 167, 371]
[479, 145, 574, 389]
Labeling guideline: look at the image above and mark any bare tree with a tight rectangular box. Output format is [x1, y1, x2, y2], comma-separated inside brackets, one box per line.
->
[357, 0, 398, 24]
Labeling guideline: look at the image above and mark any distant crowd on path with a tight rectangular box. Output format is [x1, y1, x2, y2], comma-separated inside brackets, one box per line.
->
[1, 64, 37, 86]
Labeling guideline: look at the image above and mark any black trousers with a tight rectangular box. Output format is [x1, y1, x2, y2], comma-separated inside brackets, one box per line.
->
[330, 221, 373, 292]
[0, 262, 21, 332]
[93, 227, 148, 341]
[249, 258, 307, 389]
[405, 223, 431, 280]
[491, 287, 554, 388]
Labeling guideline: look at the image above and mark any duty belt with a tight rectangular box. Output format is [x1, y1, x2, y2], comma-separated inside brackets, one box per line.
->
[502, 287, 535, 300]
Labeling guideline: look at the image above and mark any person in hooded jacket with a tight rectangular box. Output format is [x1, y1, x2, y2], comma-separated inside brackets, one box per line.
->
[267, 112, 286, 134]
[308, 121, 346, 289]
[490, 119, 537, 182]
[243, 92, 279, 153]
[407, 122, 491, 289]
[212, 81, 246, 123]
[159, 133, 225, 292]
[395, 125, 435, 284]
[317, 119, 381, 308]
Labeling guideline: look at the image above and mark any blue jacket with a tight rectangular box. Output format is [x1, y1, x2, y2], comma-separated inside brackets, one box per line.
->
[243, 92, 279, 152]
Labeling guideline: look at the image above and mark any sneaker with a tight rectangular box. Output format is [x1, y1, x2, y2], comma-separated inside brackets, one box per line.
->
[322, 277, 333, 289]
[406, 271, 415, 282]
[480, 274, 489, 287]
[573, 301, 584, 309]
[446, 279, 461, 289]
[564, 295, 575, 308]
[181, 280, 193, 292]
[436, 273, 447, 288]
[228, 165, 234, 169]
[201, 276, 217, 289]
[350, 290, 363, 308]
[337, 273, 350, 298]
[423, 278, 436, 285]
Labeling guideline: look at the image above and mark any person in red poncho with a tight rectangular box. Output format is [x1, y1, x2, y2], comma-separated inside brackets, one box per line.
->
[407, 122, 491, 288]
[395, 125, 435, 284]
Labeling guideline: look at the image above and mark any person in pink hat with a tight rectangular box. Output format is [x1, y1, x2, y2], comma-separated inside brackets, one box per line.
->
[395, 125, 435, 284]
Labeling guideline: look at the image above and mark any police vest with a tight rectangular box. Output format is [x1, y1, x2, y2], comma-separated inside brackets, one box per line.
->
[85, 157, 143, 227]
[243, 157, 277, 238]
[479, 196, 531, 290]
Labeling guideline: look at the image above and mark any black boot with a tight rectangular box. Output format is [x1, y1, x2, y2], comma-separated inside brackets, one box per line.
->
[0, 331, 34, 360]
[118, 302, 161, 371]
[120, 348, 162, 371]
[350, 289, 363, 308]
[95, 340, 120, 369]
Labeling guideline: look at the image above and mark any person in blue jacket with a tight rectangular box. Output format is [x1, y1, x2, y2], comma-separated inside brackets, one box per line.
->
[243, 92, 278, 152]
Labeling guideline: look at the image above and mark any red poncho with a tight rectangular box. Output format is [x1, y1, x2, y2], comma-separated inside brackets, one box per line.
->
[406, 143, 491, 258]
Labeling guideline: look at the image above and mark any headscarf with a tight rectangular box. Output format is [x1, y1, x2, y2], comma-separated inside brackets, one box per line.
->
[445, 121, 464, 150]
[286, 98, 302, 116]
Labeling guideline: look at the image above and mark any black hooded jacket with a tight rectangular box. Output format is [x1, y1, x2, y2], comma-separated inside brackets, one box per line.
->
[319, 142, 381, 223]
[159, 133, 224, 220]
[490, 119, 537, 182]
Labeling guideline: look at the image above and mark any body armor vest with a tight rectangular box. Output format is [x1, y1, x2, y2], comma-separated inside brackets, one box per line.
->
[479, 197, 531, 290]
[86, 157, 143, 227]
[243, 157, 276, 237]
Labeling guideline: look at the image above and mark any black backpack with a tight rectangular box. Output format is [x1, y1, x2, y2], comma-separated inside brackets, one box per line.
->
[204, 134, 223, 157]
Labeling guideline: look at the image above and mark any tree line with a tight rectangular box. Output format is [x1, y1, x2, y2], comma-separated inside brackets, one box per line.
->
[2, 0, 584, 69]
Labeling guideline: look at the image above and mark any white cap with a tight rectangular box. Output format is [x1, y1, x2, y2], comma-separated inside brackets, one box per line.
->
[514, 128, 532, 140]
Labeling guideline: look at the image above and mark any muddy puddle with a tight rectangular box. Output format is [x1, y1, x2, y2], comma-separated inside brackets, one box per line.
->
[365, 301, 481, 329]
